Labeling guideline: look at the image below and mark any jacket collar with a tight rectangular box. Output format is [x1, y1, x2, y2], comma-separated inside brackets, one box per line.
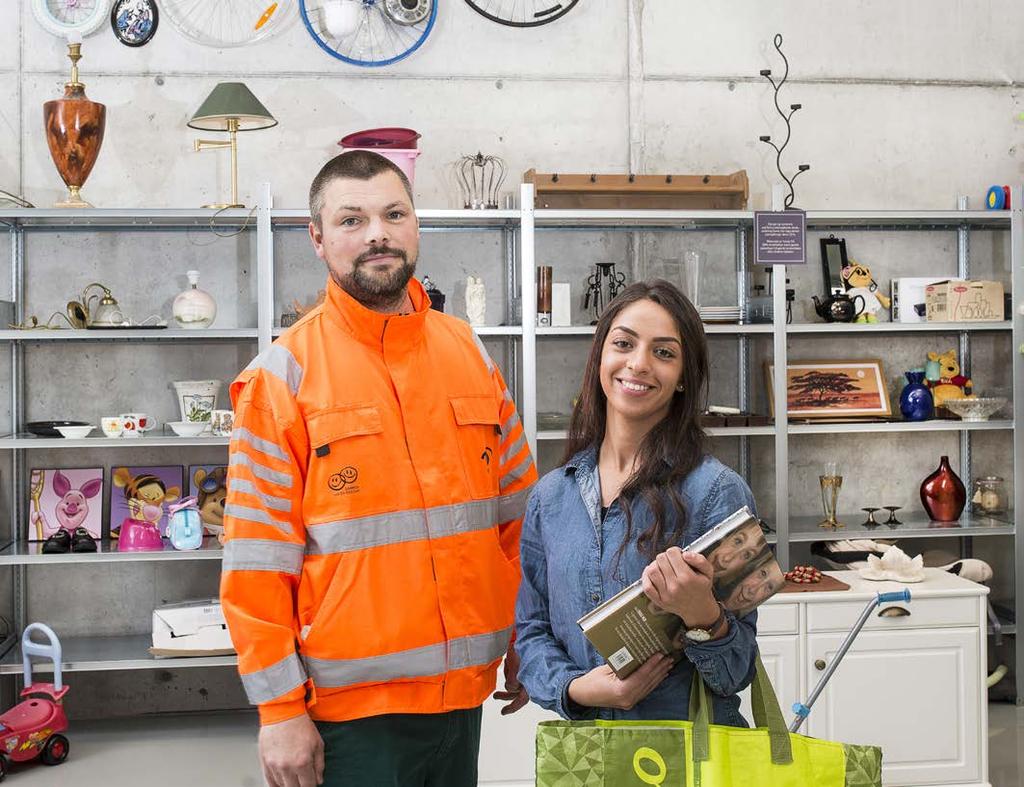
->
[323, 273, 430, 349]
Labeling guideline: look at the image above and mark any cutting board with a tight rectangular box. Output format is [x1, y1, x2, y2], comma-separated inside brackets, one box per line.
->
[779, 574, 851, 593]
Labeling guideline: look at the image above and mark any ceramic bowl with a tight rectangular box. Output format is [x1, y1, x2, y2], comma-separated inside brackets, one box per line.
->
[168, 421, 209, 437]
[55, 425, 94, 439]
[943, 397, 1008, 422]
[26, 420, 89, 437]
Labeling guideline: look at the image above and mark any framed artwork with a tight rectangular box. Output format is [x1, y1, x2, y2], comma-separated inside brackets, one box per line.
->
[109, 465, 183, 539]
[188, 464, 228, 538]
[766, 360, 891, 419]
[28, 468, 104, 541]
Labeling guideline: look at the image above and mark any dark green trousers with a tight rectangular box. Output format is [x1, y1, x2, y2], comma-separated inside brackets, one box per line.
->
[316, 706, 483, 787]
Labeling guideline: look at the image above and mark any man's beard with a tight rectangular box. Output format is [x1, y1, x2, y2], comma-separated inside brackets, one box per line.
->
[335, 245, 417, 310]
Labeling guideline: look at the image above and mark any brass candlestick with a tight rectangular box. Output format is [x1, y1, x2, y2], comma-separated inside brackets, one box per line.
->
[43, 39, 106, 208]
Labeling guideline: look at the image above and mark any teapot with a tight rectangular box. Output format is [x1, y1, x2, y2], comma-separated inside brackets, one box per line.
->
[812, 292, 865, 323]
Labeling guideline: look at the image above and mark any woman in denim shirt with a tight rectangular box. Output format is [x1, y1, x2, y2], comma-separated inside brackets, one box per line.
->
[515, 280, 758, 726]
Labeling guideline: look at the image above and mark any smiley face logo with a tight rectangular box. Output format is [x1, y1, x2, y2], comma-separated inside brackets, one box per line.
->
[328, 473, 345, 491]
[339, 466, 358, 484]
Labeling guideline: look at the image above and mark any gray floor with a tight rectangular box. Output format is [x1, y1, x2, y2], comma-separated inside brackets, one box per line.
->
[5, 705, 1024, 786]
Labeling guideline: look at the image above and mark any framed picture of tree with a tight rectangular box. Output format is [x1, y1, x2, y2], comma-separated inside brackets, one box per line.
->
[765, 360, 891, 419]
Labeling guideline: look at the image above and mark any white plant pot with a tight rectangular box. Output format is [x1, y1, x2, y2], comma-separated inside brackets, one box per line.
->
[172, 380, 221, 424]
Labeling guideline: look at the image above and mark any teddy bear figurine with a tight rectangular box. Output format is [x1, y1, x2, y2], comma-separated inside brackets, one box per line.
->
[925, 348, 973, 408]
[841, 259, 890, 322]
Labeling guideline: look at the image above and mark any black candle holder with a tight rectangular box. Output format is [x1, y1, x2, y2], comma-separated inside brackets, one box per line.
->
[757, 34, 811, 209]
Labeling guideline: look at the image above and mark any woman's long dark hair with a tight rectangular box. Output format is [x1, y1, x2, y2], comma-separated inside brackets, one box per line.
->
[562, 280, 709, 561]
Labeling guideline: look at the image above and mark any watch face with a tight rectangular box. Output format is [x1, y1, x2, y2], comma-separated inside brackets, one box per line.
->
[685, 628, 711, 643]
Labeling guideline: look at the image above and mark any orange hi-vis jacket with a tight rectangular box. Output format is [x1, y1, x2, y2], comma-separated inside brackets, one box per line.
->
[220, 275, 537, 725]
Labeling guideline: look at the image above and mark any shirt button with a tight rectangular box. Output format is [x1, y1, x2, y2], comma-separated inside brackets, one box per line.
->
[590, 593, 601, 603]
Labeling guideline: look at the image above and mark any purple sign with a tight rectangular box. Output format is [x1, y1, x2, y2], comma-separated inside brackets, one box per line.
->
[755, 210, 806, 265]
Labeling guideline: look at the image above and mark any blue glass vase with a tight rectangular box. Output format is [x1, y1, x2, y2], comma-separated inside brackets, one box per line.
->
[900, 370, 933, 421]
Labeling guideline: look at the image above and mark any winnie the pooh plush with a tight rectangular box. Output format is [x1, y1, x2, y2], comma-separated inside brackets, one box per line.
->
[926, 348, 973, 407]
[842, 260, 890, 322]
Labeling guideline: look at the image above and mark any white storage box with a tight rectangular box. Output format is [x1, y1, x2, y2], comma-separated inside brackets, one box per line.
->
[150, 598, 236, 657]
[890, 277, 944, 323]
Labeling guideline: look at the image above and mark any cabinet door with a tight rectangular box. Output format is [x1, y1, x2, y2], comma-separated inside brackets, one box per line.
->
[739, 635, 800, 728]
[806, 628, 981, 786]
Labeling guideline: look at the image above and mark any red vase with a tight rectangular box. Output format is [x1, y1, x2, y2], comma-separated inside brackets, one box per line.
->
[920, 455, 966, 522]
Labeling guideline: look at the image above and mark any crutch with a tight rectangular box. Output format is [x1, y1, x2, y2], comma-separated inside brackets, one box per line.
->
[789, 589, 912, 733]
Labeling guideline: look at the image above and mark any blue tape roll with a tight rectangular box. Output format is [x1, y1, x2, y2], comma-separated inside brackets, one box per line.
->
[987, 186, 1005, 210]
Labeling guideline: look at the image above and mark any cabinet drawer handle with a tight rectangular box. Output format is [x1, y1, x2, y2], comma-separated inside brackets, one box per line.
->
[878, 606, 911, 618]
[814, 659, 826, 671]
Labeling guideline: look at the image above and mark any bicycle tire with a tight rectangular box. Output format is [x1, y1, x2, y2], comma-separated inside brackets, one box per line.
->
[31, 0, 111, 37]
[161, 0, 297, 48]
[299, 0, 437, 68]
[463, 0, 579, 27]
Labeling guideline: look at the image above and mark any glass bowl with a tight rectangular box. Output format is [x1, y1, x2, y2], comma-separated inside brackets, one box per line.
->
[943, 397, 1008, 422]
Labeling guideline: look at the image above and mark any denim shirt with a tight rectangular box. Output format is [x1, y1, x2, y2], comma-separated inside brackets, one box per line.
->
[515, 446, 759, 726]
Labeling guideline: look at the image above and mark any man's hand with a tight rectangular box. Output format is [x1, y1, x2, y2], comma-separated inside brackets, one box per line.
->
[259, 713, 324, 787]
[567, 654, 673, 711]
[492, 641, 530, 715]
[642, 547, 720, 627]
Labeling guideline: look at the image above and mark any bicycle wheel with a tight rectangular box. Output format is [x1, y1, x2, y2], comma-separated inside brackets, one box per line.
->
[300, 0, 437, 68]
[161, 0, 297, 47]
[31, 0, 112, 37]
[463, 0, 579, 27]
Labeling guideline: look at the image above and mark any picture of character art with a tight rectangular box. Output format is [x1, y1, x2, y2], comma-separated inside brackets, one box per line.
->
[842, 259, 891, 323]
[110, 466, 183, 538]
[27, 468, 103, 554]
[189, 465, 228, 542]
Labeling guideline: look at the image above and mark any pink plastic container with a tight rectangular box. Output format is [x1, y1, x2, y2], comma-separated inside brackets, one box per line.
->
[117, 518, 163, 552]
[339, 147, 421, 185]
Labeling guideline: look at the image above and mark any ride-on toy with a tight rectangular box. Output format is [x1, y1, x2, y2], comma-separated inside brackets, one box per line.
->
[0, 623, 69, 780]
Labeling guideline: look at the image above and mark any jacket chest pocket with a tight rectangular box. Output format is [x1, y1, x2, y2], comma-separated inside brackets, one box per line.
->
[305, 405, 384, 521]
[450, 395, 501, 500]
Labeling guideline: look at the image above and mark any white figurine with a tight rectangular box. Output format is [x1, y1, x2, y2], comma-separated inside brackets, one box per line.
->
[858, 546, 926, 583]
[466, 276, 486, 327]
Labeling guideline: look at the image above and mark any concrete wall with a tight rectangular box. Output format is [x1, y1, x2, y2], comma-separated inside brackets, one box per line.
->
[0, 1, 1019, 716]
[2, 1, 1023, 210]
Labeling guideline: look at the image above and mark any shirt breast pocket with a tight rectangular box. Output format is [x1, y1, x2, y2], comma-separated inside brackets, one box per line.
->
[450, 395, 501, 500]
[305, 405, 384, 522]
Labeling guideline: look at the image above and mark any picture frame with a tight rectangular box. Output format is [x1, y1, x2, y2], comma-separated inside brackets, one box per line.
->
[109, 465, 183, 539]
[765, 359, 891, 419]
[27, 467, 104, 541]
[188, 464, 228, 538]
[820, 235, 849, 296]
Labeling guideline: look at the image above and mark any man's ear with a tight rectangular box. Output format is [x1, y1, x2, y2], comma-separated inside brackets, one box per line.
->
[308, 221, 325, 260]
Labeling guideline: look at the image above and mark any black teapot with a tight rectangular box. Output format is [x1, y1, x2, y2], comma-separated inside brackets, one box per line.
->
[812, 292, 865, 323]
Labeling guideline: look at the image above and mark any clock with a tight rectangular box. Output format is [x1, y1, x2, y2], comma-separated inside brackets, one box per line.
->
[31, 0, 112, 37]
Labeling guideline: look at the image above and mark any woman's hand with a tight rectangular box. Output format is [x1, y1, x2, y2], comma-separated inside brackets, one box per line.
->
[567, 655, 673, 710]
[642, 547, 720, 628]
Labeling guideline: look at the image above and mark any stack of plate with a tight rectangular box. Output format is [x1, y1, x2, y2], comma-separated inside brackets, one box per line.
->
[698, 306, 742, 323]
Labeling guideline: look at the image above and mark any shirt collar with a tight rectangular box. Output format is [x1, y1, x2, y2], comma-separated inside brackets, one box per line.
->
[322, 273, 430, 348]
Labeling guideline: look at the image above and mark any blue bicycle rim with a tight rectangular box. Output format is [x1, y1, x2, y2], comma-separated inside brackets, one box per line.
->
[299, 0, 437, 67]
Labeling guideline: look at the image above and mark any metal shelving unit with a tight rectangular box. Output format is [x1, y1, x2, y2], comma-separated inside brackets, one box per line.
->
[0, 538, 224, 565]
[0, 634, 236, 674]
[1, 189, 1020, 695]
[785, 512, 1014, 543]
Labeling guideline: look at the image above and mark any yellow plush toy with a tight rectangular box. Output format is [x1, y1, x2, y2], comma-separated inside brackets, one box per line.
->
[926, 348, 973, 407]
[842, 260, 891, 322]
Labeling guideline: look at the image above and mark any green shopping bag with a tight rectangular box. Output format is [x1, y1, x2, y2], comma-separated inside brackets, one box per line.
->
[535, 656, 882, 787]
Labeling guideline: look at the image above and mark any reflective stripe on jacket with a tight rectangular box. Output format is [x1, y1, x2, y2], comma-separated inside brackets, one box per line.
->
[220, 275, 537, 725]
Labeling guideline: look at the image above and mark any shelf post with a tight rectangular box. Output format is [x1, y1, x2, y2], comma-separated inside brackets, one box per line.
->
[1011, 186, 1024, 706]
[520, 184, 537, 458]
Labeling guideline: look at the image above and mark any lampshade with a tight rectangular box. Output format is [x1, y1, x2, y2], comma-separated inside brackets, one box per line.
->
[187, 83, 277, 131]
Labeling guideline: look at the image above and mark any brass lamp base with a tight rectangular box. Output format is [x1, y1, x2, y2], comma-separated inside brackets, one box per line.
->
[202, 202, 245, 210]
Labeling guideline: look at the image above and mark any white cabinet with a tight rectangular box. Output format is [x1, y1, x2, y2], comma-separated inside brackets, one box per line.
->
[479, 570, 989, 787]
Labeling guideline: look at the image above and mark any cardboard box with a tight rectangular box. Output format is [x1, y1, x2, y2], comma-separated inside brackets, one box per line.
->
[891, 277, 944, 323]
[150, 598, 235, 657]
[925, 280, 1004, 322]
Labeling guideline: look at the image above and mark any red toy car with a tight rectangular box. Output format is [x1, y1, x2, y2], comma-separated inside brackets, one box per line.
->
[0, 623, 69, 779]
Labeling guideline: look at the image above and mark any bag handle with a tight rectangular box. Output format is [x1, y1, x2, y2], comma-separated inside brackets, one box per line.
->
[689, 651, 793, 770]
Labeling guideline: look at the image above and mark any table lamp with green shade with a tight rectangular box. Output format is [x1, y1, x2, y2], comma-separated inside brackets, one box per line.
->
[187, 83, 276, 209]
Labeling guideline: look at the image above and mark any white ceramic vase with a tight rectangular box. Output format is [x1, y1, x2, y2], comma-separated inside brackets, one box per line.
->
[172, 270, 217, 329]
[172, 380, 221, 424]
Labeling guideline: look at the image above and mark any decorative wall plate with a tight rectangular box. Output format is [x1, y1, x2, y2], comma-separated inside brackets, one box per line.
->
[111, 0, 158, 47]
[31, 0, 112, 37]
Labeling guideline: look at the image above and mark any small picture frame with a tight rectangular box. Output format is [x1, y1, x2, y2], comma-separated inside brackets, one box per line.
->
[109, 465, 183, 538]
[189, 464, 228, 538]
[28, 468, 104, 541]
[765, 359, 892, 419]
[820, 235, 849, 296]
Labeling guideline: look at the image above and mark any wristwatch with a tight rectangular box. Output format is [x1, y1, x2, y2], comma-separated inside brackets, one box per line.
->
[683, 603, 727, 644]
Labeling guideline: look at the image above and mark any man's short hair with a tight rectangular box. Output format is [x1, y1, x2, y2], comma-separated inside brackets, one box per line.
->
[309, 150, 415, 229]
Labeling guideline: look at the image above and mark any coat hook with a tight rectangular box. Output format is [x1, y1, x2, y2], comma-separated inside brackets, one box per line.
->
[589, 174, 596, 182]
[666, 175, 673, 183]
[628, 173, 635, 183]
[702, 175, 710, 184]
[552, 174, 559, 183]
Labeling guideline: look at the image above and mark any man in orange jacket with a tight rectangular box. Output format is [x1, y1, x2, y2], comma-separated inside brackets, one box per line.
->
[220, 150, 537, 787]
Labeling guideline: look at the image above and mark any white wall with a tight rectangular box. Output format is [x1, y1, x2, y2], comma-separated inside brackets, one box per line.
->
[3, 0, 1023, 211]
